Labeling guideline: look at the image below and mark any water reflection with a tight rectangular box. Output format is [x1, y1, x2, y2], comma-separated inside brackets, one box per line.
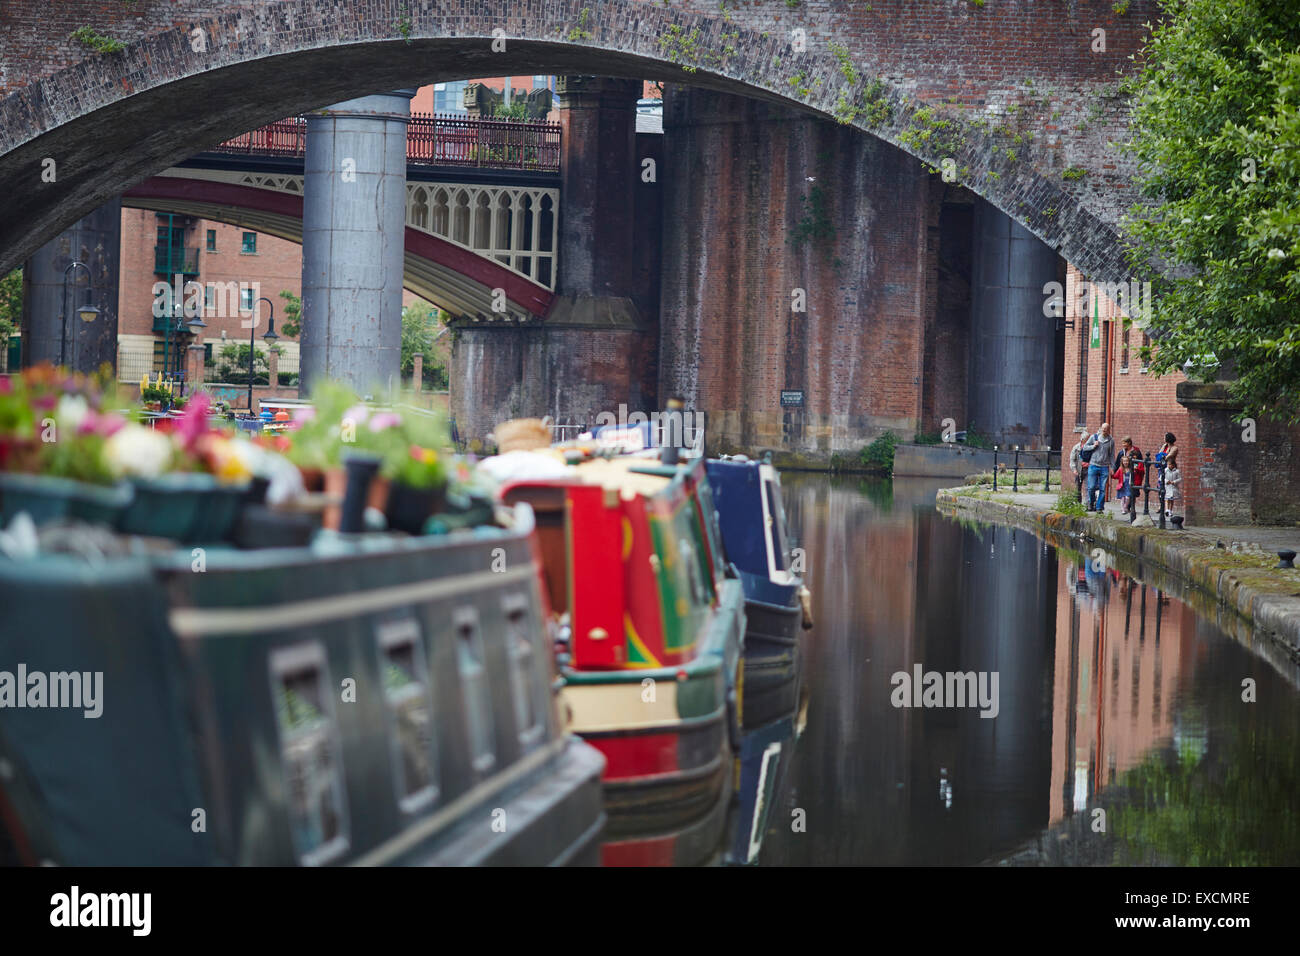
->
[755, 474, 1300, 866]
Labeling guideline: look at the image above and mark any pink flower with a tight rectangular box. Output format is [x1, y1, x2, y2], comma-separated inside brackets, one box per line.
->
[368, 412, 402, 432]
[293, 406, 316, 423]
[175, 392, 211, 450]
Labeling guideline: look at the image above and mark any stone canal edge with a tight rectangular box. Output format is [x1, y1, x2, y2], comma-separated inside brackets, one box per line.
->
[935, 488, 1300, 667]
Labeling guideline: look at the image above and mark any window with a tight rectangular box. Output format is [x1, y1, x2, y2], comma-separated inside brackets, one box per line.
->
[1120, 324, 1130, 372]
[206, 229, 216, 251]
[240, 288, 255, 312]
[502, 594, 545, 748]
[270, 643, 349, 865]
[204, 286, 215, 311]
[377, 618, 438, 813]
[454, 607, 496, 774]
[241, 231, 257, 254]
[434, 80, 468, 114]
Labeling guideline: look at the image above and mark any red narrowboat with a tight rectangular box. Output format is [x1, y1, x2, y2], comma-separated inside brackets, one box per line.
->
[500, 455, 746, 864]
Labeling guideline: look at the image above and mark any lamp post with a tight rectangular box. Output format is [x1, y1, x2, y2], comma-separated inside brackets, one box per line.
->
[60, 260, 99, 370]
[249, 296, 279, 415]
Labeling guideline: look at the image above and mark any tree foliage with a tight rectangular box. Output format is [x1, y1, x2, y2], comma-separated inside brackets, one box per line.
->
[278, 289, 301, 339]
[1123, 0, 1300, 420]
[0, 269, 21, 341]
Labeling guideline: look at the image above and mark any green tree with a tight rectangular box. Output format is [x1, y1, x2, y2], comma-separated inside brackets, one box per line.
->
[1123, 0, 1300, 420]
[401, 302, 437, 378]
[278, 289, 301, 338]
[0, 268, 21, 342]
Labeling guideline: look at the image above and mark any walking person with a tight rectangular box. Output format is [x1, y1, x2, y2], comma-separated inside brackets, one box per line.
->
[1081, 422, 1114, 513]
[1112, 436, 1144, 522]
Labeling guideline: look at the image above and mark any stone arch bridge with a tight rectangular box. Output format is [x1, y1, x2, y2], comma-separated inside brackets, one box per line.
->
[0, 0, 1157, 458]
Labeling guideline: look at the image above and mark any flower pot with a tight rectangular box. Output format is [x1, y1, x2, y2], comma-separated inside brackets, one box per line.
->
[119, 474, 213, 541]
[322, 467, 346, 531]
[0, 473, 131, 528]
[230, 504, 321, 549]
[298, 467, 326, 493]
[188, 481, 250, 543]
[384, 482, 447, 535]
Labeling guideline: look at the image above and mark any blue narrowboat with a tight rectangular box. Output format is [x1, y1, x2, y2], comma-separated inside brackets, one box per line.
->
[705, 457, 813, 730]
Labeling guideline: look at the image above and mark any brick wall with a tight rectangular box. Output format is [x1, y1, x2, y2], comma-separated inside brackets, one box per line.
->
[1, 0, 1148, 283]
[660, 86, 935, 462]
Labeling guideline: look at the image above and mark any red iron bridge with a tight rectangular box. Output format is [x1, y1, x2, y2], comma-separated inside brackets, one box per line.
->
[211, 114, 562, 174]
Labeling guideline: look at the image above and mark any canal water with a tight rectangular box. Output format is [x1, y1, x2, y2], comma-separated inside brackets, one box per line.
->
[745, 473, 1300, 866]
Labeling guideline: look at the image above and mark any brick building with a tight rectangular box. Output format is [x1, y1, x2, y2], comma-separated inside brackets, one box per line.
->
[1060, 263, 1300, 526]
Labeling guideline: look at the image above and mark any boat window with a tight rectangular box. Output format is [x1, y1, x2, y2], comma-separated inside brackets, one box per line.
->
[377, 617, 438, 814]
[765, 477, 791, 572]
[270, 643, 350, 866]
[503, 593, 546, 748]
[455, 607, 497, 774]
[694, 477, 729, 584]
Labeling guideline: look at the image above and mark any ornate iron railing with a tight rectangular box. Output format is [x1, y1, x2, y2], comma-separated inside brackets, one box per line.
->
[211, 114, 562, 173]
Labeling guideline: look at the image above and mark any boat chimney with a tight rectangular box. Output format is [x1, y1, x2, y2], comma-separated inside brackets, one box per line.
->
[660, 397, 685, 465]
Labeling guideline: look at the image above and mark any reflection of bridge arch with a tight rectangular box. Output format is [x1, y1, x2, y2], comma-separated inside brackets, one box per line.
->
[124, 168, 558, 319]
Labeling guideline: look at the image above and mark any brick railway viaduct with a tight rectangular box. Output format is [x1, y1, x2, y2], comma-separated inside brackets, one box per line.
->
[0, 0, 1156, 460]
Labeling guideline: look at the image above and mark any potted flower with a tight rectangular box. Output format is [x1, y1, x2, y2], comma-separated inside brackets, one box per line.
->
[0, 366, 135, 527]
[382, 444, 448, 534]
[141, 383, 174, 412]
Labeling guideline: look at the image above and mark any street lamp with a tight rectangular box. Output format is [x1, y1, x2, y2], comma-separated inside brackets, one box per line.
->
[182, 311, 206, 397]
[250, 296, 279, 415]
[60, 260, 98, 370]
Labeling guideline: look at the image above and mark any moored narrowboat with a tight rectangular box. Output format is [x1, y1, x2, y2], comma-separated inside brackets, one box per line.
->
[0, 504, 607, 866]
[498, 455, 746, 865]
[705, 457, 813, 730]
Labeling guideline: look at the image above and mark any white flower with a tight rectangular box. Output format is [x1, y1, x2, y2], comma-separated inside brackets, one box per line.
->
[56, 394, 89, 429]
[1267, 248, 1286, 260]
[104, 425, 174, 479]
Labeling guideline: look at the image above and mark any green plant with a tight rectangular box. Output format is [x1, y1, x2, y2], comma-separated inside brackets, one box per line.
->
[788, 184, 836, 247]
[1113, 0, 1130, 13]
[567, 7, 593, 41]
[1053, 492, 1088, 517]
[70, 27, 124, 54]
[1061, 165, 1088, 181]
[0, 268, 20, 343]
[395, 5, 413, 43]
[278, 289, 301, 338]
[1123, 0, 1300, 421]
[859, 432, 898, 475]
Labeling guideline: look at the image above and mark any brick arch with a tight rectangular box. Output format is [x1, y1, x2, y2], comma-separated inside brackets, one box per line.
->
[0, 0, 1136, 279]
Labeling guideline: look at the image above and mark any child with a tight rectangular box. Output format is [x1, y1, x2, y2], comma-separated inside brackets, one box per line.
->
[1164, 461, 1182, 521]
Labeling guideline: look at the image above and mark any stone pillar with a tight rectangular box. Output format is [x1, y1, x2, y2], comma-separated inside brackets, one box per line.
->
[552, 75, 643, 323]
[21, 199, 121, 374]
[412, 352, 423, 392]
[267, 346, 279, 389]
[449, 77, 660, 446]
[299, 90, 414, 397]
[967, 198, 1061, 449]
[186, 343, 206, 397]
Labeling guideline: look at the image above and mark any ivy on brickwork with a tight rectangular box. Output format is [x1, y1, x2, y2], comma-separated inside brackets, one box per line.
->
[1061, 165, 1088, 181]
[567, 7, 593, 42]
[788, 184, 836, 248]
[394, 5, 413, 43]
[70, 27, 125, 54]
[898, 106, 963, 160]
